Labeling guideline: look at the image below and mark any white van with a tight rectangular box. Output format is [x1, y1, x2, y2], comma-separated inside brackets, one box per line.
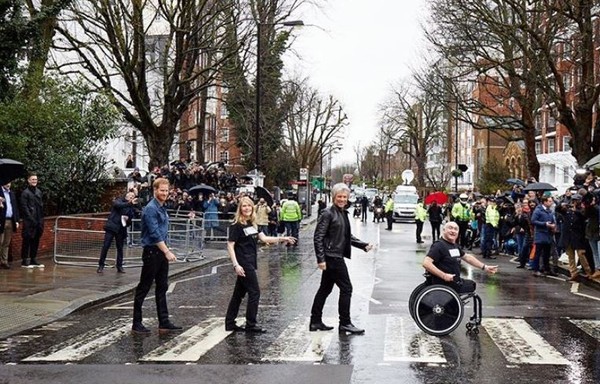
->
[392, 185, 419, 222]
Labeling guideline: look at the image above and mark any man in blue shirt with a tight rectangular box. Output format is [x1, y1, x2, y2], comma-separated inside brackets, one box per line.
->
[0, 183, 20, 269]
[132, 178, 182, 334]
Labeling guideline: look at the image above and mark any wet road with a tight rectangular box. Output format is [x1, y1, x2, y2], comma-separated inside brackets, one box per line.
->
[2, 218, 600, 384]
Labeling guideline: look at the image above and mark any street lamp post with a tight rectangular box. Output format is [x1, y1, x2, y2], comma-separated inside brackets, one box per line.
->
[255, 19, 304, 182]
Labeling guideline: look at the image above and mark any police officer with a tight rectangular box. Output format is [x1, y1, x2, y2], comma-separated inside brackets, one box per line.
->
[451, 193, 471, 247]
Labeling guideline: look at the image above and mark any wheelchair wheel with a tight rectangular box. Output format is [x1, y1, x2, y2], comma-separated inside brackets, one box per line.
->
[413, 285, 464, 336]
[408, 282, 428, 321]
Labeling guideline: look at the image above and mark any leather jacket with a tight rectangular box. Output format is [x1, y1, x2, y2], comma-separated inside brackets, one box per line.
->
[313, 205, 369, 264]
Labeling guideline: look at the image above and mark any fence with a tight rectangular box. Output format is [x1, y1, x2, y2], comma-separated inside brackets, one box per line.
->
[54, 215, 205, 268]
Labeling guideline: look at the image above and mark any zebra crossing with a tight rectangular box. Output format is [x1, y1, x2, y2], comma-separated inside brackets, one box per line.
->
[4, 316, 600, 365]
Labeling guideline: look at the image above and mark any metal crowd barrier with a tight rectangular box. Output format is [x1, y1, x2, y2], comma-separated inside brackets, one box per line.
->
[53, 214, 205, 268]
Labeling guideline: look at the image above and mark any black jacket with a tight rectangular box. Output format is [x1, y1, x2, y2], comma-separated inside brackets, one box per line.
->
[104, 197, 134, 234]
[0, 188, 20, 233]
[20, 186, 43, 236]
[313, 204, 368, 264]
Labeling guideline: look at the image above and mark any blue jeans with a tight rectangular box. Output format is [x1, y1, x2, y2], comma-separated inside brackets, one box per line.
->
[589, 239, 600, 271]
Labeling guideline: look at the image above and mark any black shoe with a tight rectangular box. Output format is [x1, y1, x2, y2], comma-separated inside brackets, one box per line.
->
[339, 323, 365, 334]
[546, 271, 558, 277]
[244, 325, 267, 333]
[158, 322, 183, 333]
[21, 262, 33, 269]
[516, 265, 525, 269]
[132, 323, 151, 334]
[97, 266, 104, 273]
[487, 255, 497, 259]
[0, 263, 10, 269]
[225, 324, 245, 332]
[309, 322, 334, 332]
[116, 267, 126, 273]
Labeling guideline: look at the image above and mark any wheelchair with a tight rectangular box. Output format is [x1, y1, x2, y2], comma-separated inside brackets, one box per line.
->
[408, 273, 482, 336]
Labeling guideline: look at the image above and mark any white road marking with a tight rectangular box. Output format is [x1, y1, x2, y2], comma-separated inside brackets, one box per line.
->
[570, 319, 600, 339]
[482, 318, 569, 365]
[140, 317, 227, 362]
[262, 317, 336, 362]
[167, 264, 223, 294]
[383, 316, 446, 363]
[23, 318, 135, 362]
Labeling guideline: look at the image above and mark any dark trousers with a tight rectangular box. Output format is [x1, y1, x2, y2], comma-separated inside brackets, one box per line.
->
[21, 227, 42, 263]
[430, 221, 441, 242]
[284, 220, 299, 240]
[133, 246, 170, 326]
[386, 211, 393, 230]
[416, 220, 424, 242]
[533, 242, 551, 273]
[430, 276, 476, 294]
[98, 229, 126, 267]
[310, 257, 353, 326]
[225, 266, 260, 327]
[482, 224, 496, 258]
[457, 220, 469, 247]
[361, 207, 368, 222]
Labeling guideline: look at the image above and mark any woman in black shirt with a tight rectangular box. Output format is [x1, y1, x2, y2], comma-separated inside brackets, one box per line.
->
[225, 196, 295, 333]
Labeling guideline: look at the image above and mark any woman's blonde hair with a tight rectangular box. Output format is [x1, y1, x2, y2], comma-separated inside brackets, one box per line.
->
[232, 196, 257, 226]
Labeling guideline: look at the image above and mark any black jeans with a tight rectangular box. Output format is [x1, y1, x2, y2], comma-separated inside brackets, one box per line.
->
[133, 246, 170, 326]
[416, 220, 424, 242]
[225, 266, 260, 327]
[430, 221, 441, 241]
[386, 211, 393, 230]
[310, 257, 353, 326]
[98, 229, 126, 267]
[21, 226, 42, 263]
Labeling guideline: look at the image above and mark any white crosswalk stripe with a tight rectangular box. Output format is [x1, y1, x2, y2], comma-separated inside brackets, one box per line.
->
[23, 318, 134, 362]
[11, 316, 600, 365]
[140, 317, 228, 362]
[482, 318, 569, 365]
[383, 316, 446, 363]
[569, 319, 600, 339]
[262, 317, 336, 362]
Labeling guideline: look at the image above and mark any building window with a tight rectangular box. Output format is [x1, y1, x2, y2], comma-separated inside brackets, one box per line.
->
[220, 151, 229, 163]
[564, 166, 572, 184]
[221, 128, 229, 142]
[535, 141, 541, 154]
[563, 136, 571, 151]
[547, 137, 555, 153]
[220, 103, 228, 119]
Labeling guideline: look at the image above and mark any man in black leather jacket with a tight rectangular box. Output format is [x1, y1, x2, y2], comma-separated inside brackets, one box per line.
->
[309, 183, 374, 335]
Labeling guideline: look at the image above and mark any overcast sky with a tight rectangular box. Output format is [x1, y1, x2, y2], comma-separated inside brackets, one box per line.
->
[283, 0, 429, 167]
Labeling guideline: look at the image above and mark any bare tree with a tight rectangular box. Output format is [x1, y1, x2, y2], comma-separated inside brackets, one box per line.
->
[282, 77, 348, 174]
[425, 0, 600, 176]
[378, 77, 445, 189]
[51, 0, 238, 168]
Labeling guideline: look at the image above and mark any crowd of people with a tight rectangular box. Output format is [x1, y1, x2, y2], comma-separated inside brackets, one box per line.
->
[421, 172, 600, 283]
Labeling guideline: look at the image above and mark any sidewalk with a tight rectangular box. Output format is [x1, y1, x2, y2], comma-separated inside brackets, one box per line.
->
[0, 210, 320, 339]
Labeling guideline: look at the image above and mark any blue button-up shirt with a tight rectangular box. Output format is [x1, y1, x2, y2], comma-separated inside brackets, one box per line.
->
[2, 187, 12, 218]
[141, 198, 169, 247]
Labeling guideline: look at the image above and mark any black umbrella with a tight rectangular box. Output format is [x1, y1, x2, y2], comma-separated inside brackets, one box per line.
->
[583, 153, 600, 169]
[255, 186, 274, 207]
[506, 178, 526, 186]
[522, 182, 557, 192]
[0, 158, 25, 185]
[188, 183, 218, 196]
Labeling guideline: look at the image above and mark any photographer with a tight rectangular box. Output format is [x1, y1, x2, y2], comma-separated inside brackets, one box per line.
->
[255, 198, 271, 235]
[97, 191, 137, 273]
[556, 195, 593, 281]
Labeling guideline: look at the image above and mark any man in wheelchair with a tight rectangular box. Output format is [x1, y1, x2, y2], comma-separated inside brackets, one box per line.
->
[423, 221, 498, 293]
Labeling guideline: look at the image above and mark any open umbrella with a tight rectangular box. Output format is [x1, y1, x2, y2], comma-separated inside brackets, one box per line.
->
[522, 182, 557, 192]
[188, 183, 218, 196]
[583, 153, 600, 169]
[424, 191, 448, 205]
[0, 158, 25, 185]
[506, 178, 526, 186]
[255, 186, 274, 207]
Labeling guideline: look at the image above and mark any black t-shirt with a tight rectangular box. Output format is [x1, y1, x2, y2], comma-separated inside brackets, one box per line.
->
[228, 222, 259, 268]
[427, 238, 464, 276]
